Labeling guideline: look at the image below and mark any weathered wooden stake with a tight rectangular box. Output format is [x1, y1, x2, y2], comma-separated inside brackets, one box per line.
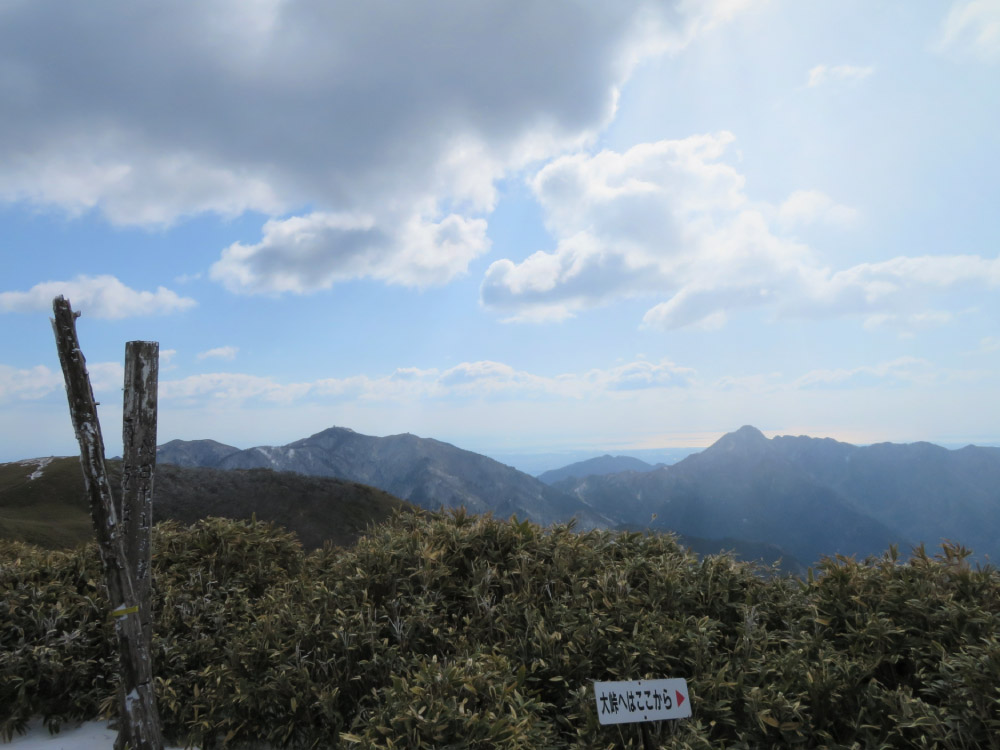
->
[119, 340, 161, 750]
[122, 341, 158, 656]
[51, 296, 164, 750]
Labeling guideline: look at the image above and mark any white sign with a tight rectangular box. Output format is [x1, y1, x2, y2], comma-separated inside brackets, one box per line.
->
[593, 678, 692, 725]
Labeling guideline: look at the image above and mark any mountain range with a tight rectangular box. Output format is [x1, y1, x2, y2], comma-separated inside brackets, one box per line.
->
[160, 424, 1000, 565]
[158, 427, 611, 530]
[6, 424, 998, 568]
[554, 426, 1000, 565]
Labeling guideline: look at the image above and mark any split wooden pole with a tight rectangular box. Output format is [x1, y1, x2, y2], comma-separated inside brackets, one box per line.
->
[51, 296, 164, 750]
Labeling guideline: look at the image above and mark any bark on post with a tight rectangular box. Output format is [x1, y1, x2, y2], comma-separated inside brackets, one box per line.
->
[120, 341, 160, 750]
[122, 341, 158, 657]
[51, 296, 164, 750]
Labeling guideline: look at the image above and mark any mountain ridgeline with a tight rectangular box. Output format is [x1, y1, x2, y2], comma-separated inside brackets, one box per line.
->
[154, 425, 1000, 567]
[5, 425, 998, 567]
[536, 454, 658, 485]
[555, 426, 1000, 565]
[160, 427, 612, 530]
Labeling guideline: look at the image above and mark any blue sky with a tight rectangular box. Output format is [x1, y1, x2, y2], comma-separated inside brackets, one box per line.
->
[1, 0, 998, 470]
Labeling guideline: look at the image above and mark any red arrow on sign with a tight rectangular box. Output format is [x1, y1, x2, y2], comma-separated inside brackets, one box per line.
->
[676, 691, 685, 707]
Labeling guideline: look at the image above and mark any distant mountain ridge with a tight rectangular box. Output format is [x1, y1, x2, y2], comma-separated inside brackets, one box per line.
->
[156, 438, 241, 468]
[557, 426, 1000, 565]
[537, 454, 656, 485]
[161, 427, 612, 530]
[15, 425, 1000, 568]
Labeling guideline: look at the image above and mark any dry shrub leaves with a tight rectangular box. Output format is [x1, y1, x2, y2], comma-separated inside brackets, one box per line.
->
[2, 511, 998, 748]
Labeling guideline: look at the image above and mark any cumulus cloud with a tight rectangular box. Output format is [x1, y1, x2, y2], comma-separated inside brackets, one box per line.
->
[210, 211, 489, 292]
[0, 1, 750, 295]
[482, 132, 759, 324]
[0, 275, 196, 319]
[197, 346, 239, 361]
[482, 132, 1000, 331]
[807, 64, 875, 87]
[935, 0, 1000, 63]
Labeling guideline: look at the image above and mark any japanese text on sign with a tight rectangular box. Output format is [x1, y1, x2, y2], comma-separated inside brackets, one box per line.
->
[593, 678, 691, 725]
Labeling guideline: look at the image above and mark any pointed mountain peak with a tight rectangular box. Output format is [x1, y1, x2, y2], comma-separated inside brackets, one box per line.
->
[732, 425, 766, 440]
[313, 425, 356, 436]
[704, 426, 770, 457]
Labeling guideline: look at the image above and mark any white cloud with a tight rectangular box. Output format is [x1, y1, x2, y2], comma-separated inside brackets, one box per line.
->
[0, 1, 754, 296]
[788, 254, 1000, 321]
[590, 359, 695, 390]
[197, 346, 239, 361]
[0, 147, 287, 227]
[0, 365, 63, 401]
[807, 64, 875, 87]
[0, 275, 197, 319]
[935, 0, 1000, 63]
[0, 360, 123, 403]
[147, 355, 994, 420]
[777, 190, 859, 229]
[793, 357, 940, 389]
[210, 210, 490, 293]
[482, 132, 1000, 332]
[483, 132, 762, 324]
[439, 361, 549, 392]
[152, 357, 694, 408]
[160, 373, 312, 404]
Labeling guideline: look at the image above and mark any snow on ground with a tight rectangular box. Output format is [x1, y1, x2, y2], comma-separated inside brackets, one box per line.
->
[15, 457, 55, 481]
[3, 721, 188, 749]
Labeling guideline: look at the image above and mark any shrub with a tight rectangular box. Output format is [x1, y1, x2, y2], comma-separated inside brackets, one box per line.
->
[1, 512, 998, 748]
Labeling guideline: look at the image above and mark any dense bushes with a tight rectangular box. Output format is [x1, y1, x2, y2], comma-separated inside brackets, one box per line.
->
[2, 511, 998, 748]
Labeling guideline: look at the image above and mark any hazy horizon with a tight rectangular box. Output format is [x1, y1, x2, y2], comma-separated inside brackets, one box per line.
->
[6, 422, 1000, 478]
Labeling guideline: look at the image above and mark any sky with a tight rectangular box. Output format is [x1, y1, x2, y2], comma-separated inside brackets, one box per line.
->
[1, 0, 998, 470]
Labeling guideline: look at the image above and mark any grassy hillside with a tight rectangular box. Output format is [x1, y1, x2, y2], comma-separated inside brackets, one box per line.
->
[0, 457, 410, 551]
[151, 463, 409, 549]
[0, 458, 92, 549]
[2, 511, 998, 748]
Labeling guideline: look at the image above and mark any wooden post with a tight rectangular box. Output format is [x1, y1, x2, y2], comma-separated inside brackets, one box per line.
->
[120, 341, 160, 750]
[51, 296, 164, 750]
[122, 341, 158, 657]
